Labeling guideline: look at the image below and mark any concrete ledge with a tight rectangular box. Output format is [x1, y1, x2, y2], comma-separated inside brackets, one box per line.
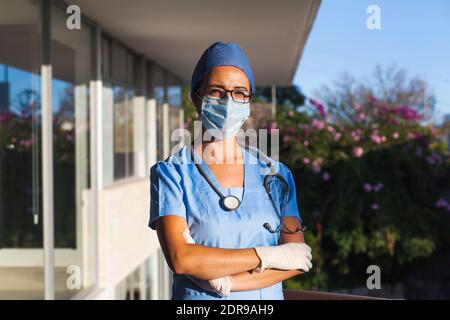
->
[283, 289, 389, 300]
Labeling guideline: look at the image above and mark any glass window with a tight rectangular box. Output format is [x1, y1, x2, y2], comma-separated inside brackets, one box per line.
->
[167, 74, 183, 151]
[167, 74, 182, 108]
[101, 37, 110, 81]
[103, 38, 137, 181]
[113, 86, 135, 180]
[50, 4, 94, 298]
[148, 63, 166, 160]
[0, 0, 43, 299]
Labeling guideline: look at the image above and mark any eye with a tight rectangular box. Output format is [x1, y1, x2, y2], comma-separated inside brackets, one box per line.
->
[206, 87, 224, 99]
[232, 90, 250, 103]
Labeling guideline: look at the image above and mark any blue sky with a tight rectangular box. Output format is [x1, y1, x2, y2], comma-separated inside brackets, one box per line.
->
[293, 0, 450, 124]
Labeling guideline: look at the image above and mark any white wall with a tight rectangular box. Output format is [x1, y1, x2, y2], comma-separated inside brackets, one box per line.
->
[96, 177, 160, 297]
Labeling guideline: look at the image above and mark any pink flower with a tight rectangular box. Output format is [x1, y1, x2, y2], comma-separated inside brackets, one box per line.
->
[351, 130, 361, 141]
[356, 112, 366, 121]
[327, 125, 335, 133]
[288, 111, 294, 117]
[287, 127, 295, 134]
[371, 203, 380, 210]
[299, 123, 312, 135]
[309, 98, 326, 117]
[392, 132, 399, 139]
[370, 130, 383, 144]
[302, 157, 310, 165]
[303, 140, 309, 147]
[353, 146, 364, 158]
[0, 111, 14, 123]
[363, 183, 372, 192]
[322, 172, 331, 181]
[312, 159, 321, 173]
[395, 105, 421, 121]
[389, 118, 399, 125]
[334, 132, 342, 141]
[373, 182, 384, 192]
[311, 118, 326, 130]
[435, 198, 448, 208]
[283, 135, 291, 142]
[369, 96, 379, 105]
[353, 102, 363, 112]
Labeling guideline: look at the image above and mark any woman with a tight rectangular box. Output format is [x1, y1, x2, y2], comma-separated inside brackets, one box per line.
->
[149, 42, 312, 300]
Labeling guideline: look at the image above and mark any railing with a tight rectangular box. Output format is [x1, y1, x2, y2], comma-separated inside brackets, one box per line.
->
[283, 289, 388, 300]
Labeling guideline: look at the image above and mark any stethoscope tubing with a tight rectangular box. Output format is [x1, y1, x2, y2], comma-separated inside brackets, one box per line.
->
[190, 144, 306, 234]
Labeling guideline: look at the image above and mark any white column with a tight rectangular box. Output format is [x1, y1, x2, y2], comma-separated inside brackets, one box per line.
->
[162, 102, 170, 158]
[149, 253, 159, 299]
[133, 96, 146, 177]
[146, 98, 157, 169]
[74, 84, 89, 285]
[101, 87, 114, 186]
[42, 63, 54, 300]
[271, 85, 277, 119]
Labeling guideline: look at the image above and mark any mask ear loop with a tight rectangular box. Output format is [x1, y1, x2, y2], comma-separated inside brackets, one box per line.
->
[190, 88, 204, 116]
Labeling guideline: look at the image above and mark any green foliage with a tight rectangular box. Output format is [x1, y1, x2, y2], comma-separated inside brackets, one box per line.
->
[275, 70, 450, 291]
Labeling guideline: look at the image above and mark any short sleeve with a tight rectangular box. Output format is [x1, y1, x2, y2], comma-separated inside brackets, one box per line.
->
[279, 163, 302, 224]
[148, 161, 187, 230]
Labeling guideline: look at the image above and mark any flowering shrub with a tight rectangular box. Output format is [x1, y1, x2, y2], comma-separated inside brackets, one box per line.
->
[277, 95, 450, 291]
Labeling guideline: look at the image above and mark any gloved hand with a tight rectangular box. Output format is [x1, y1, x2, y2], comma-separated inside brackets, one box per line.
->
[182, 228, 233, 297]
[253, 242, 313, 273]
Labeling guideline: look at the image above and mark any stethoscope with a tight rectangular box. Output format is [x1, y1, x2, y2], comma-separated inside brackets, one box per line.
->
[190, 144, 307, 234]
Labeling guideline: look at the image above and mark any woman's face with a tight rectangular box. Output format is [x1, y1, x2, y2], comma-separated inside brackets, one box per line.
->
[194, 65, 251, 114]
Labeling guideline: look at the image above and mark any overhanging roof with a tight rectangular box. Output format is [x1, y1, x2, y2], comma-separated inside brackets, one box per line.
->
[70, 0, 321, 86]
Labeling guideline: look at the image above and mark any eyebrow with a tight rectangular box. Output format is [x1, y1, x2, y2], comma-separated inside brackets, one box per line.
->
[207, 84, 250, 91]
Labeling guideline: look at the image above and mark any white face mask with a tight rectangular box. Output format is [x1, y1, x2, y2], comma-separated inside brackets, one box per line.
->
[201, 96, 250, 140]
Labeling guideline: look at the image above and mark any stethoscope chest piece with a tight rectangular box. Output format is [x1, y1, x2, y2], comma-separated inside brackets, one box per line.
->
[222, 195, 241, 211]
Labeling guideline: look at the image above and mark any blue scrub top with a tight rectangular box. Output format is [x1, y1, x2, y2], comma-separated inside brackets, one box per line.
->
[149, 145, 302, 300]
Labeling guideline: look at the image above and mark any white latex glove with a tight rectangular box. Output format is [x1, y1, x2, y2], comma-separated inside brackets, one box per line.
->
[182, 228, 232, 297]
[254, 242, 313, 273]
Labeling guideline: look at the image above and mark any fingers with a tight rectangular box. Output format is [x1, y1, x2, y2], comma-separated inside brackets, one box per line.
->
[298, 258, 313, 272]
[182, 228, 195, 244]
[304, 250, 312, 261]
[285, 242, 313, 271]
[306, 258, 313, 270]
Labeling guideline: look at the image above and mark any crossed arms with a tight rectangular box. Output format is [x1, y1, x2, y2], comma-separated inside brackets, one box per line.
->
[156, 215, 309, 292]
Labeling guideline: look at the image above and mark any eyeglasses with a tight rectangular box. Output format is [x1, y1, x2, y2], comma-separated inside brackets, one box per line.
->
[200, 86, 252, 103]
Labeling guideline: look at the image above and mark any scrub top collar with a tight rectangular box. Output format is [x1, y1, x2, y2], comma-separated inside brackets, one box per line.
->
[189, 144, 249, 205]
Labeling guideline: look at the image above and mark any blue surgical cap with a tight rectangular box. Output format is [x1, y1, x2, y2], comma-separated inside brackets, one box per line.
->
[190, 41, 255, 100]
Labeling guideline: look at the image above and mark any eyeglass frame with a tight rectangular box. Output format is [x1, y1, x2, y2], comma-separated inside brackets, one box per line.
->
[195, 85, 253, 104]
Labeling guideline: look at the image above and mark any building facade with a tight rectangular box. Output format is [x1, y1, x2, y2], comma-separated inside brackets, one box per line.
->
[0, 0, 320, 299]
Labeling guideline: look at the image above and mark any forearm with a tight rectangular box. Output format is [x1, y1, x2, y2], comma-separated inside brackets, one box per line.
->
[156, 217, 261, 280]
[173, 243, 260, 280]
[231, 269, 302, 292]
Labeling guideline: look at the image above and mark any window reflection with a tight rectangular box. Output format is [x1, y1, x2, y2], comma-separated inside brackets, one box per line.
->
[113, 87, 135, 180]
[0, 0, 44, 299]
[51, 5, 92, 298]
[103, 37, 138, 181]
[167, 75, 183, 151]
